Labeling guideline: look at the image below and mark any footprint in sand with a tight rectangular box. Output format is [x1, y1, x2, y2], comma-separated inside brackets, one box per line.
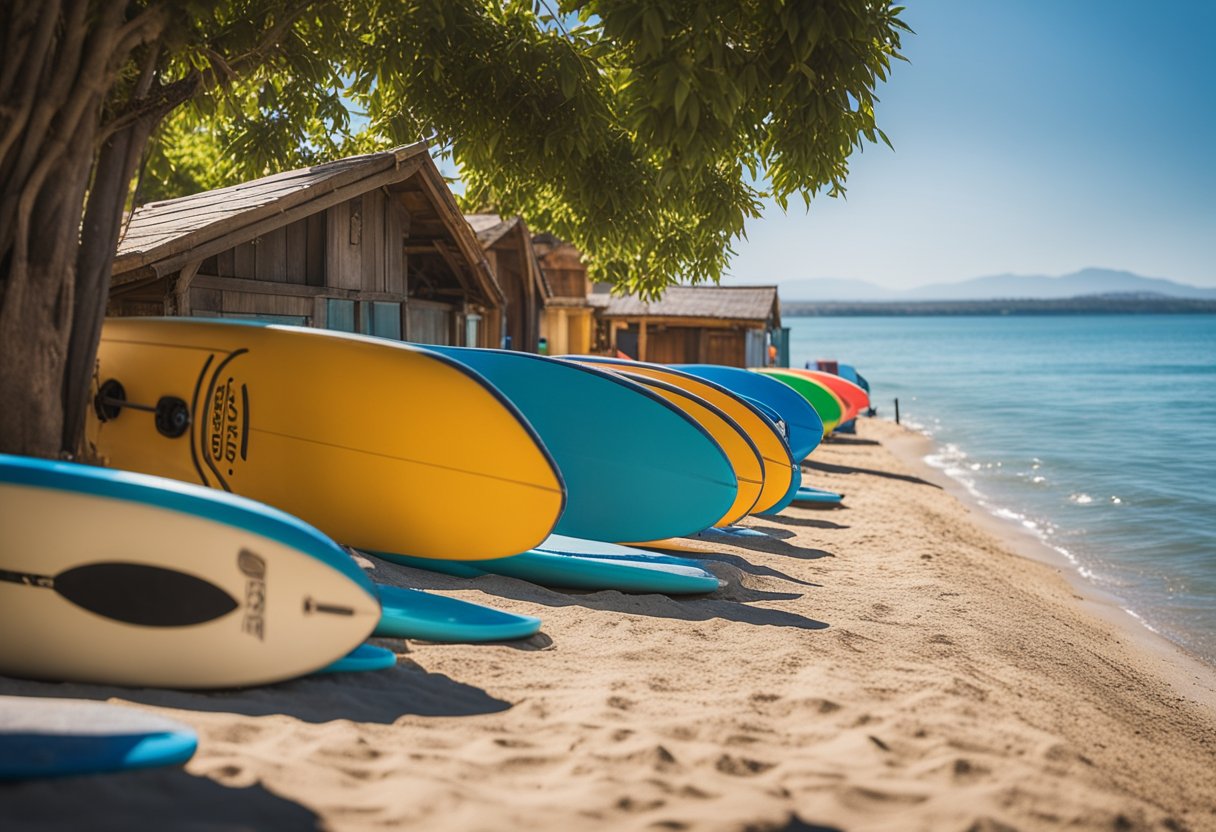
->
[616, 796, 666, 812]
[838, 785, 928, 811]
[714, 754, 776, 777]
[607, 695, 635, 711]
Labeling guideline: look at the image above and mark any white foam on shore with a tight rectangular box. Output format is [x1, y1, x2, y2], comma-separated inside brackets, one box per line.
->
[909, 420, 1176, 657]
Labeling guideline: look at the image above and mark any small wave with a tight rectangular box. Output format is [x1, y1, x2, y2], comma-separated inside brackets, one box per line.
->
[1122, 607, 1161, 634]
[1110, 496, 1122, 504]
[1069, 493, 1094, 505]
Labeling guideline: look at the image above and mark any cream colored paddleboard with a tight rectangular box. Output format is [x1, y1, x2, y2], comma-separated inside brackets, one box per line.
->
[88, 318, 564, 560]
[0, 454, 379, 689]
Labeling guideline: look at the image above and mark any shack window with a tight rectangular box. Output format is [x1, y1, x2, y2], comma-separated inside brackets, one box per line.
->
[326, 299, 356, 332]
[361, 302, 402, 340]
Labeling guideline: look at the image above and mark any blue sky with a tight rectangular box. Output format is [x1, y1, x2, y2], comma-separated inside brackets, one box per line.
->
[722, 1, 1216, 290]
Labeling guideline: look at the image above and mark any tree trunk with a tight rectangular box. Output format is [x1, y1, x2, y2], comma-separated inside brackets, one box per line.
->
[0, 0, 162, 458]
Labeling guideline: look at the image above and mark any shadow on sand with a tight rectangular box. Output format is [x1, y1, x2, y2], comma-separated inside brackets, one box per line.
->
[761, 515, 851, 531]
[686, 531, 836, 562]
[675, 551, 822, 588]
[822, 436, 881, 446]
[803, 459, 942, 489]
[367, 557, 830, 633]
[0, 766, 321, 831]
[0, 661, 511, 725]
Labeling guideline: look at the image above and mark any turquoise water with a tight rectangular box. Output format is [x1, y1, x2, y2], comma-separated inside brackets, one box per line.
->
[787, 315, 1216, 665]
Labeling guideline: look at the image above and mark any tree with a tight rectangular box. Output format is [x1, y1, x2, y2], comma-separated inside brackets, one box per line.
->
[0, 0, 908, 460]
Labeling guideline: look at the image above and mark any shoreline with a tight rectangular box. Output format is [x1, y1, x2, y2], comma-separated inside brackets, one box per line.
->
[879, 420, 1216, 711]
[3, 419, 1216, 830]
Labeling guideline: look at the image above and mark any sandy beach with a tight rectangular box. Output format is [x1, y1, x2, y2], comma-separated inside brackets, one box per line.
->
[3, 417, 1214, 831]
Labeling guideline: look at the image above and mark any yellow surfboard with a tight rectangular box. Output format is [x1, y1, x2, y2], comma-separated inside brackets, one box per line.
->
[88, 318, 564, 560]
[570, 358, 795, 514]
[617, 375, 762, 527]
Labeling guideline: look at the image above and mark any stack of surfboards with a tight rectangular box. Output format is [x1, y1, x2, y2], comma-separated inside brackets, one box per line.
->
[81, 319, 858, 591]
[2, 316, 873, 781]
[8, 319, 861, 678]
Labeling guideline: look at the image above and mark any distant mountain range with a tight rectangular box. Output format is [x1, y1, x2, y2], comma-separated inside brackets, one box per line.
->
[758, 268, 1216, 302]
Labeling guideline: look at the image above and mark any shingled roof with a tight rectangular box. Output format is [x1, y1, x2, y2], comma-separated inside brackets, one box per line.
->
[111, 142, 502, 305]
[590, 285, 780, 323]
[463, 213, 517, 247]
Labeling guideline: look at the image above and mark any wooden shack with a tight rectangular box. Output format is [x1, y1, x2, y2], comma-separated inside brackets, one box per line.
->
[590, 285, 784, 367]
[464, 214, 550, 352]
[531, 234, 594, 355]
[108, 143, 503, 347]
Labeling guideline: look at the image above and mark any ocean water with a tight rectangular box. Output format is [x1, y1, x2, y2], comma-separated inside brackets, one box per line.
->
[787, 314, 1216, 665]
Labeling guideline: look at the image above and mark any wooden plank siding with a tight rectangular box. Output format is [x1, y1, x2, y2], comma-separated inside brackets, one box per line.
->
[644, 327, 699, 365]
[111, 145, 501, 351]
[701, 330, 746, 366]
[407, 300, 452, 345]
[385, 194, 406, 296]
[285, 219, 307, 283]
[255, 226, 288, 282]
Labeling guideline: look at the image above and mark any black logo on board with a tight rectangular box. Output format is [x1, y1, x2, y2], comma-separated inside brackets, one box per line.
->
[238, 549, 266, 640]
[192, 349, 250, 491]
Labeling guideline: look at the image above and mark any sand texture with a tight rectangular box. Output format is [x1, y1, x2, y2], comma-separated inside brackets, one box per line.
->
[3, 418, 1215, 831]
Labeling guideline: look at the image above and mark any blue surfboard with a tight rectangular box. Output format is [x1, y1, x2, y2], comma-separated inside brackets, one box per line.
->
[379, 545, 722, 595]
[371, 583, 543, 642]
[418, 347, 736, 542]
[674, 365, 824, 461]
[317, 643, 398, 674]
[0, 696, 197, 780]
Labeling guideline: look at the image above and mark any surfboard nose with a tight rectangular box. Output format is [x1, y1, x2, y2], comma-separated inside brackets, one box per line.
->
[88, 319, 565, 561]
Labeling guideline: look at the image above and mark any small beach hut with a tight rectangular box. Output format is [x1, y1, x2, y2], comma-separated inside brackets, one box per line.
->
[464, 214, 551, 352]
[532, 234, 595, 355]
[107, 143, 504, 347]
[589, 286, 786, 367]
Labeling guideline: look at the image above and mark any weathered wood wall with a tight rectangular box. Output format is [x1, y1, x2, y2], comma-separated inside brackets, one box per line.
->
[182, 190, 409, 328]
[407, 299, 452, 345]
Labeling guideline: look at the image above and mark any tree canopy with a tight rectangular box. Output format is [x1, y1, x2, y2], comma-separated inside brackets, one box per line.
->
[0, 0, 907, 458]
[143, 0, 909, 295]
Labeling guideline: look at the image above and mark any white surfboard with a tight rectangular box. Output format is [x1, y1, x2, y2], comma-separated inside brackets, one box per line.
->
[0, 454, 380, 689]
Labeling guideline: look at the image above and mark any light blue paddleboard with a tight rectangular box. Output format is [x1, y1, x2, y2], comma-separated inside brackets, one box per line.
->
[0, 696, 197, 780]
[694, 526, 771, 539]
[380, 546, 722, 595]
[793, 485, 845, 505]
[535, 534, 709, 568]
[675, 365, 824, 461]
[418, 347, 737, 542]
[317, 643, 397, 674]
[371, 583, 542, 642]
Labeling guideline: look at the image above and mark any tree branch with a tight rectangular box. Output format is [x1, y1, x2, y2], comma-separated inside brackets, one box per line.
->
[0, 0, 64, 166]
